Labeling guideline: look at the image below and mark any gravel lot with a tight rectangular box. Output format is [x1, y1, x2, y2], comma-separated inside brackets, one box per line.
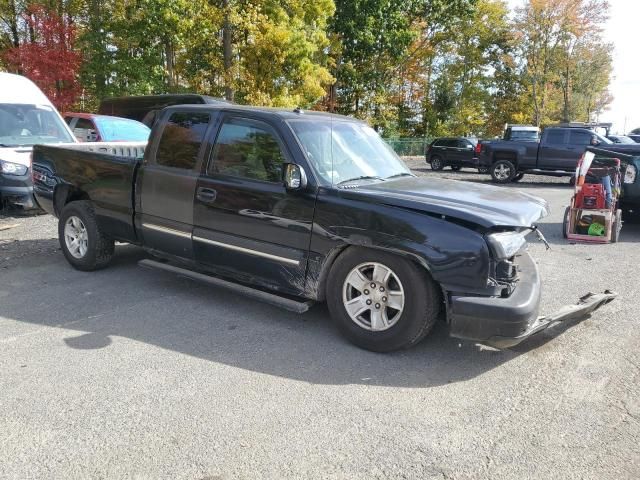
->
[1, 167, 639, 480]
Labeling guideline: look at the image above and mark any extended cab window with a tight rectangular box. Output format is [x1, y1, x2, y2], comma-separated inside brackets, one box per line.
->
[209, 118, 284, 182]
[156, 112, 210, 169]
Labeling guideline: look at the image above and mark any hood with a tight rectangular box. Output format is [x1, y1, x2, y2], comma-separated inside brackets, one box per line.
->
[0, 147, 32, 167]
[347, 176, 550, 229]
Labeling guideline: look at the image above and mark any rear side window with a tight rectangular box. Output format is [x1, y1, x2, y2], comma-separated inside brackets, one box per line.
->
[209, 118, 285, 183]
[156, 112, 210, 169]
[545, 130, 566, 145]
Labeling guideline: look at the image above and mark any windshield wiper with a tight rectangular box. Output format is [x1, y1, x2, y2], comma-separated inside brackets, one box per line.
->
[337, 175, 386, 186]
[386, 172, 414, 179]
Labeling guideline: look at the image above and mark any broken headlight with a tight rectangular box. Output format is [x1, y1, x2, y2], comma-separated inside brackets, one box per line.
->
[486, 231, 527, 260]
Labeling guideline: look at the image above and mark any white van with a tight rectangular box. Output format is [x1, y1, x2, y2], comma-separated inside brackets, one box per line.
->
[0, 72, 76, 209]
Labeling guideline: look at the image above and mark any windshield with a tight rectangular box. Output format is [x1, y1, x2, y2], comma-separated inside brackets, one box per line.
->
[94, 116, 151, 142]
[288, 119, 410, 185]
[0, 104, 74, 146]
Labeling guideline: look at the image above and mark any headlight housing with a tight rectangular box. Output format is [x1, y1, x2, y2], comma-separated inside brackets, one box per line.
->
[486, 231, 527, 259]
[0, 160, 28, 176]
[624, 164, 637, 184]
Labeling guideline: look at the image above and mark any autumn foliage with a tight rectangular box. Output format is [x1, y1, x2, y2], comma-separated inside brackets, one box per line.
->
[3, 4, 81, 111]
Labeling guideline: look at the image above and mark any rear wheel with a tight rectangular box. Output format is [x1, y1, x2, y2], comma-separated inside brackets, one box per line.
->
[430, 155, 444, 171]
[326, 248, 441, 352]
[58, 200, 115, 271]
[611, 209, 623, 243]
[490, 160, 517, 183]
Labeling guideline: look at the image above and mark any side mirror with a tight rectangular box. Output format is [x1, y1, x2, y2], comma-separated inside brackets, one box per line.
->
[283, 163, 307, 190]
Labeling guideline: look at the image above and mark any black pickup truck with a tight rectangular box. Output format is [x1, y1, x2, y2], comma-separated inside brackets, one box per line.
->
[479, 126, 640, 185]
[31, 105, 615, 352]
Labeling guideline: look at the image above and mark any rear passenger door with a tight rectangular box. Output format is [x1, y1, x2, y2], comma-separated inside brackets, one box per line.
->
[137, 109, 213, 260]
[192, 114, 316, 295]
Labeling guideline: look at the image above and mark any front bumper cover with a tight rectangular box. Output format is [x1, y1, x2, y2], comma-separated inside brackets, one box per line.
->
[1, 171, 35, 209]
[448, 252, 617, 348]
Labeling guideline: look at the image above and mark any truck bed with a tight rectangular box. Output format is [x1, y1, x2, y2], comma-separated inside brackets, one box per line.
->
[32, 142, 147, 243]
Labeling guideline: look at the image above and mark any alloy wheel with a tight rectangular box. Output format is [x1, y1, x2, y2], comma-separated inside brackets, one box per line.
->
[342, 262, 405, 331]
[64, 215, 89, 259]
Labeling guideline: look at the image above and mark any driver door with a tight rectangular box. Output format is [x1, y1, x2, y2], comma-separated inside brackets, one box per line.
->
[192, 114, 316, 295]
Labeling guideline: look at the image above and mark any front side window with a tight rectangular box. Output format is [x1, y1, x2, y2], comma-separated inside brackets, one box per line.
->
[569, 130, 593, 146]
[209, 118, 285, 183]
[156, 112, 210, 169]
[0, 104, 74, 146]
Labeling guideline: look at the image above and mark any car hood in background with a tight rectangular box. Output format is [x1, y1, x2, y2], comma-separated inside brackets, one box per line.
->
[349, 176, 550, 228]
[0, 147, 33, 167]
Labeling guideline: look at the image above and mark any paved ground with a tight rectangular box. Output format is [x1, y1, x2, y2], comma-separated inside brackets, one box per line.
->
[1, 168, 639, 479]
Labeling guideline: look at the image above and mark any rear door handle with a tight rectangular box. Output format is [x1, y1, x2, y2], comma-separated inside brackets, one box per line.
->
[197, 187, 217, 203]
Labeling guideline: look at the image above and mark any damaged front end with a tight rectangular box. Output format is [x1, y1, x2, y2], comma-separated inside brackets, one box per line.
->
[448, 220, 616, 349]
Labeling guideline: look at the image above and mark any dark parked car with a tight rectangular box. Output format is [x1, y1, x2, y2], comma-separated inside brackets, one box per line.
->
[64, 113, 151, 142]
[98, 94, 230, 127]
[426, 137, 483, 172]
[31, 105, 613, 352]
[607, 134, 636, 144]
[627, 134, 640, 143]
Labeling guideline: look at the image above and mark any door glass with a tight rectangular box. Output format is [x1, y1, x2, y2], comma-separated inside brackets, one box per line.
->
[209, 118, 285, 182]
[569, 130, 592, 146]
[545, 130, 566, 145]
[156, 112, 210, 169]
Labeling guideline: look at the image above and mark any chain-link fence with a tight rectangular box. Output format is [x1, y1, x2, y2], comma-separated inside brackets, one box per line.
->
[384, 138, 431, 157]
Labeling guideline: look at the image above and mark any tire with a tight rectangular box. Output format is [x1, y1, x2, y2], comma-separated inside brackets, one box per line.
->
[512, 173, 525, 182]
[490, 160, 517, 183]
[450, 165, 462, 171]
[326, 248, 441, 352]
[611, 209, 622, 243]
[478, 166, 489, 174]
[58, 200, 115, 271]
[563, 206, 571, 239]
[430, 156, 444, 171]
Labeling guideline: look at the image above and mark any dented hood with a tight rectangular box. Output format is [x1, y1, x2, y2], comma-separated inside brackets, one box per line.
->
[351, 176, 550, 228]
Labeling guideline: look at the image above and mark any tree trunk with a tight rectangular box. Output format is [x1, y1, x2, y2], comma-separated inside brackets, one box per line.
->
[222, 0, 233, 101]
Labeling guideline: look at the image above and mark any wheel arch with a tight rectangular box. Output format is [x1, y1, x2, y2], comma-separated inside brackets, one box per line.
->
[313, 242, 436, 302]
[53, 184, 91, 217]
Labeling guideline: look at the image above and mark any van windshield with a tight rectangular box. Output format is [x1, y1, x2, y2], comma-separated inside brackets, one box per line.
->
[0, 104, 74, 147]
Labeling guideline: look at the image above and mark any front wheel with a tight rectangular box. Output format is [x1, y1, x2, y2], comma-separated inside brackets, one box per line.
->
[512, 173, 525, 182]
[326, 248, 441, 352]
[611, 209, 622, 243]
[490, 160, 517, 183]
[58, 200, 115, 271]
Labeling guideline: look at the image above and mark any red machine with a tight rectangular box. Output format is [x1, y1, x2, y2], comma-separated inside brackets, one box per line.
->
[563, 148, 623, 244]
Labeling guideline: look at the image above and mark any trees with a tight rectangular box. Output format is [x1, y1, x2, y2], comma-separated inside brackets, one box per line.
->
[3, 4, 81, 110]
[514, 0, 612, 126]
[0, 0, 612, 134]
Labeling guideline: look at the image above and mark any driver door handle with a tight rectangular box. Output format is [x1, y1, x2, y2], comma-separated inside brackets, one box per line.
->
[197, 187, 217, 204]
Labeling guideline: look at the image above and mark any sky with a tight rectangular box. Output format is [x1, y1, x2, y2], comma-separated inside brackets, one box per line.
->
[506, 0, 639, 133]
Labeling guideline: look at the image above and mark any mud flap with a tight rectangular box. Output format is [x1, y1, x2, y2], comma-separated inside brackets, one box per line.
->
[484, 290, 618, 349]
